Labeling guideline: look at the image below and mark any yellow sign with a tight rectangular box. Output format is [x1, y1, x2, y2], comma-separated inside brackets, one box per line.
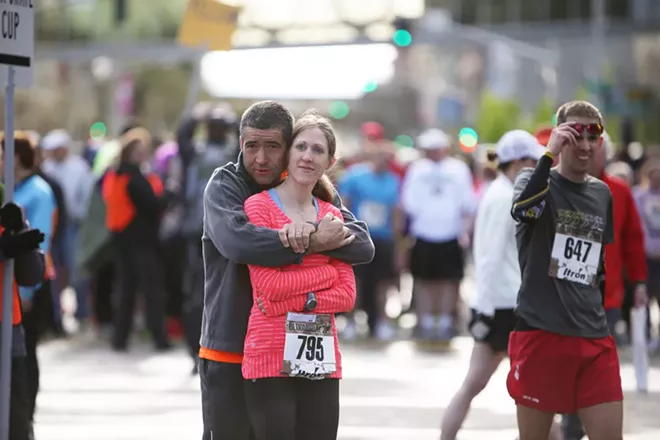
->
[177, 0, 240, 51]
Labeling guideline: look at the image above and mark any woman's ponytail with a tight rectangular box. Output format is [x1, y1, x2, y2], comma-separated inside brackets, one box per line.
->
[486, 149, 498, 162]
[312, 174, 335, 203]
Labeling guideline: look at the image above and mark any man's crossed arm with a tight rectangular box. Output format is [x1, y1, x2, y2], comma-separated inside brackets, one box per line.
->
[204, 167, 375, 268]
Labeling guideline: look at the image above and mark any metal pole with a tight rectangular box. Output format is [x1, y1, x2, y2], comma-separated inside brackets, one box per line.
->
[182, 49, 205, 118]
[0, 65, 16, 440]
[590, 0, 606, 108]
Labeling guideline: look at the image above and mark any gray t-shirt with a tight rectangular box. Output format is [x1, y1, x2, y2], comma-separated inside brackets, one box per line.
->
[513, 169, 614, 338]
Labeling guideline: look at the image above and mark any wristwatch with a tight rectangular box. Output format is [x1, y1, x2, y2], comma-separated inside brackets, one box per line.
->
[304, 292, 318, 311]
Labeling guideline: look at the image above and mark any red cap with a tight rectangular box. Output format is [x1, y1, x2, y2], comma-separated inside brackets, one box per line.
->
[361, 122, 385, 141]
[535, 127, 553, 147]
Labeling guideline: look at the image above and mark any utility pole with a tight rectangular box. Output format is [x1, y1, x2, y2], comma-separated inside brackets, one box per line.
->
[590, 0, 606, 108]
[115, 0, 127, 24]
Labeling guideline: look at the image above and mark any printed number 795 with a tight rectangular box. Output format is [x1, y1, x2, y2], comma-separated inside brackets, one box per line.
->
[296, 335, 324, 362]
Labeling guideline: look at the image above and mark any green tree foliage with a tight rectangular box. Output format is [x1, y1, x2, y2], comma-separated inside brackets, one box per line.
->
[133, 65, 192, 129]
[531, 97, 555, 128]
[475, 93, 521, 143]
[37, 0, 187, 42]
[574, 84, 591, 101]
[519, 97, 556, 133]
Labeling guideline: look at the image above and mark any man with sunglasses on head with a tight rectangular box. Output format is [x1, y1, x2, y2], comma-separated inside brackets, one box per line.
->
[507, 101, 622, 440]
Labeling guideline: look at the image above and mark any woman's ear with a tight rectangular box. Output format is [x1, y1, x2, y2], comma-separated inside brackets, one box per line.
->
[329, 157, 336, 169]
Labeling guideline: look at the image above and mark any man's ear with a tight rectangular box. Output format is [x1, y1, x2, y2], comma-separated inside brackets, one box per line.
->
[239, 136, 244, 151]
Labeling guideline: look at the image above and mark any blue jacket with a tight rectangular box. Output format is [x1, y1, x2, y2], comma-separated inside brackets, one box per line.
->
[14, 174, 55, 302]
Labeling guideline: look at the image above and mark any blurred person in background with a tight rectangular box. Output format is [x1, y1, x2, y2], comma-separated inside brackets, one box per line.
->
[606, 161, 634, 186]
[481, 164, 497, 186]
[41, 129, 94, 325]
[633, 158, 660, 347]
[401, 129, 475, 341]
[617, 142, 647, 186]
[152, 138, 186, 341]
[102, 127, 171, 352]
[0, 177, 47, 440]
[74, 166, 115, 338]
[338, 121, 407, 179]
[92, 120, 141, 177]
[463, 155, 489, 203]
[560, 131, 647, 440]
[590, 133, 647, 338]
[82, 138, 101, 169]
[177, 102, 238, 373]
[441, 130, 552, 440]
[30, 132, 67, 337]
[604, 160, 636, 341]
[153, 140, 180, 182]
[77, 122, 144, 337]
[2, 132, 56, 424]
[339, 142, 402, 341]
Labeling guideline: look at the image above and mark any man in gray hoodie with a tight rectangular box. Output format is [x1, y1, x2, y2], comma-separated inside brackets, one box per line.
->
[199, 101, 374, 440]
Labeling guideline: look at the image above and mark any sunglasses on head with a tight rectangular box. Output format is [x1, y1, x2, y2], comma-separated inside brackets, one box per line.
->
[570, 123, 603, 141]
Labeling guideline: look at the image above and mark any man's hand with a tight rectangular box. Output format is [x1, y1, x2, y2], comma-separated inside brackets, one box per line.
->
[634, 284, 649, 308]
[309, 213, 355, 253]
[547, 123, 580, 157]
[278, 222, 316, 253]
[21, 298, 32, 313]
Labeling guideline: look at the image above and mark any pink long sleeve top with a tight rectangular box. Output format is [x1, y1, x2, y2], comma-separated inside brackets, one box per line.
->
[242, 189, 357, 380]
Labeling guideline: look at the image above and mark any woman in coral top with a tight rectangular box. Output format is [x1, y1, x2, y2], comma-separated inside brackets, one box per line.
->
[242, 110, 357, 440]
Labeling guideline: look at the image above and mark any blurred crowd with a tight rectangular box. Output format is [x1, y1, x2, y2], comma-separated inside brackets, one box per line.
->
[4, 102, 660, 392]
[3, 97, 660, 440]
[8, 104, 660, 355]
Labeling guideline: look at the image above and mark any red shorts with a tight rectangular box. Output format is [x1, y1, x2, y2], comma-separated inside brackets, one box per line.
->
[507, 330, 623, 413]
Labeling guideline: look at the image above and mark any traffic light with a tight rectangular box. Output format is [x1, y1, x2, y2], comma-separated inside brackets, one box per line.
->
[458, 127, 478, 152]
[392, 17, 413, 47]
[328, 101, 350, 120]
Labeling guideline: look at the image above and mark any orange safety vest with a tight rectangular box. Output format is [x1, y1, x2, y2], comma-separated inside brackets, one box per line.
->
[102, 169, 164, 232]
[0, 226, 23, 325]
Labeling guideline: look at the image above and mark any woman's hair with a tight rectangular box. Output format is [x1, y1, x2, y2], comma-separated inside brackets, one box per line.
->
[119, 127, 151, 164]
[1, 131, 36, 169]
[486, 149, 513, 172]
[291, 109, 337, 203]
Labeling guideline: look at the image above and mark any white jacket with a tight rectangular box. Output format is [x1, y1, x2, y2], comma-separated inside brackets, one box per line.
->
[471, 174, 520, 315]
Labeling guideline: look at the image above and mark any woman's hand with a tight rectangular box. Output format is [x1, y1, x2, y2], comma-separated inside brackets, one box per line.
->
[257, 296, 268, 315]
[278, 222, 317, 253]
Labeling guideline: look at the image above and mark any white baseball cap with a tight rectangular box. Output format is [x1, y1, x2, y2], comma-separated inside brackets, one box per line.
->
[42, 129, 71, 151]
[417, 128, 451, 150]
[495, 130, 546, 163]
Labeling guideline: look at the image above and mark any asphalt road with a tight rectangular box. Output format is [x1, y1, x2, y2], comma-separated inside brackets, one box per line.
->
[31, 335, 660, 440]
